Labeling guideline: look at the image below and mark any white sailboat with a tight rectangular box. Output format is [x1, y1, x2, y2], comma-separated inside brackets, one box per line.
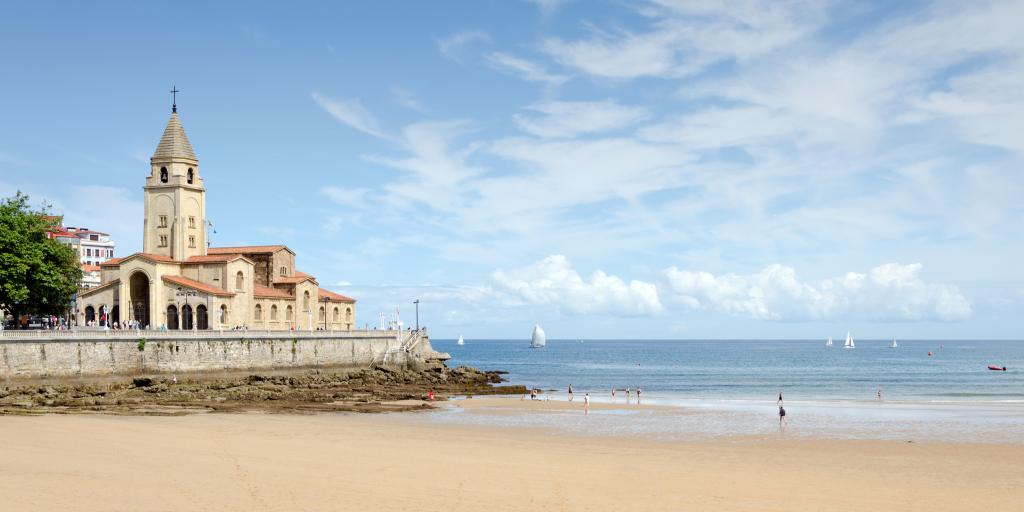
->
[826, 336, 833, 347]
[889, 337, 897, 349]
[457, 335, 465, 346]
[530, 325, 546, 348]
[843, 332, 855, 349]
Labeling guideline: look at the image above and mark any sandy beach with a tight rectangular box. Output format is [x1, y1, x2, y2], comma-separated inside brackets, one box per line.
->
[2, 402, 1021, 511]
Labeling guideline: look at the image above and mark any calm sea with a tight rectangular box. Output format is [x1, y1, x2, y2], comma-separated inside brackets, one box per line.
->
[438, 339, 1023, 402]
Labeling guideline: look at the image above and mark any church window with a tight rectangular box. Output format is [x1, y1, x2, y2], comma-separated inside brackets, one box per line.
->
[160, 167, 168, 183]
[279, 266, 287, 277]
[303, 291, 310, 311]
[188, 235, 196, 248]
[270, 305, 278, 320]
[286, 305, 293, 320]
[158, 215, 167, 228]
[187, 168, 194, 184]
[319, 306, 325, 321]
[235, 271, 244, 291]
[333, 307, 339, 322]
[188, 216, 196, 229]
[254, 304, 262, 320]
[346, 307, 352, 322]
[220, 304, 228, 324]
[159, 235, 168, 247]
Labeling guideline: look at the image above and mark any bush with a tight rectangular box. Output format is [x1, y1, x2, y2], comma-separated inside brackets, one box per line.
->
[137, 338, 147, 351]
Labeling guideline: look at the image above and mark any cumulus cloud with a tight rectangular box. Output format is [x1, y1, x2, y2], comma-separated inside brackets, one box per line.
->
[664, 263, 971, 322]
[492, 255, 663, 316]
[513, 100, 649, 138]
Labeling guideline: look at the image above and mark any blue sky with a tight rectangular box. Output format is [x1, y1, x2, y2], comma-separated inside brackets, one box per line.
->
[2, 1, 1022, 339]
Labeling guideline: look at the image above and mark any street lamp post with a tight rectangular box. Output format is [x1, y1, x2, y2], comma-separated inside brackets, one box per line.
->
[413, 299, 420, 332]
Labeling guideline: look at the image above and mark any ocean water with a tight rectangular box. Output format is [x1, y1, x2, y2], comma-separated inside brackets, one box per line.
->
[425, 339, 1024, 442]
[438, 339, 1024, 402]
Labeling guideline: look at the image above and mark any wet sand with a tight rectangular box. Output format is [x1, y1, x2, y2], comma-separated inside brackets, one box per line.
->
[1, 411, 1020, 511]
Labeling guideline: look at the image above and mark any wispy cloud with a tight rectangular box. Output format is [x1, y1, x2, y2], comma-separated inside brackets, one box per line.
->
[486, 52, 569, 85]
[437, 30, 490, 61]
[391, 86, 428, 114]
[311, 91, 391, 140]
[513, 100, 648, 138]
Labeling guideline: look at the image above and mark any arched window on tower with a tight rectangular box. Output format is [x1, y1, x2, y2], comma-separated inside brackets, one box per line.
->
[303, 291, 310, 311]
[286, 305, 293, 321]
[318, 306, 325, 321]
[279, 266, 287, 277]
[160, 167, 168, 183]
[333, 307, 340, 322]
[270, 304, 278, 320]
[254, 304, 262, 321]
[187, 168, 194, 184]
[235, 271, 244, 291]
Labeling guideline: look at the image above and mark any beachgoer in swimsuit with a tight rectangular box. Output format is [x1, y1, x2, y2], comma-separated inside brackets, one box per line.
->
[778, 392, 783, 406]
[779, 405, 787, 425]
[584, 393, 590, 414]
[568, 384, 574, 402]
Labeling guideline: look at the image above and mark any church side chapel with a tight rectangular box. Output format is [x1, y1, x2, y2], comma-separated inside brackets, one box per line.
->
[78, 99, 355, 331]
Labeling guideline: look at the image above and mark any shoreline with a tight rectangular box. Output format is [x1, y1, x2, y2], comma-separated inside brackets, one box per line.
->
[1, 412, 1020, 511]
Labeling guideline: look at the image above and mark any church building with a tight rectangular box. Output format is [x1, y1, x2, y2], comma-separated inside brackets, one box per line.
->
[77, 105, 355, 331]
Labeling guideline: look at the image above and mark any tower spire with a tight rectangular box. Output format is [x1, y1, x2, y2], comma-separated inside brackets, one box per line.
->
[170, 85, 179, 113]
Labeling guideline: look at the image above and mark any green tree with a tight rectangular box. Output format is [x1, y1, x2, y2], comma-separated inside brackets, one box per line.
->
[0, 192, 81, 327]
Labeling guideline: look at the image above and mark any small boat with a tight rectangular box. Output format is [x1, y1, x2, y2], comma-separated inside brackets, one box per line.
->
[457, 335, 464, 346]
[826, 336, 833, 347]
[530, 325, 546, 348]
[889, 338, 898, 349]
[843, 332, 855, 349]
[987, 365, 1007, 371]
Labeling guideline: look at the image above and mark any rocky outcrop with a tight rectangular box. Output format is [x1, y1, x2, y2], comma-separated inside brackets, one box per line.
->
[0, 365, 525, 415]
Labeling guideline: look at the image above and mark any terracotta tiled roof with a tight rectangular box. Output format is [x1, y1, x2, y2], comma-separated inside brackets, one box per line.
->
[81, 264, 101, 272]
[183, 254, 252, 264]
[152, 112, 197, 162]
[254, 284, 293, 299]
[78, 279, 120, 297]
[319, 289, 355, 302]
[99, 258, 123, 267]
[274, 271, 318, 285]
[162, 275, 235, 297]
[208, 245, 292, 255]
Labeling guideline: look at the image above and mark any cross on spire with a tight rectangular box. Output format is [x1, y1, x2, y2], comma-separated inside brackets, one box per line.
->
[170, 86, 179, 113]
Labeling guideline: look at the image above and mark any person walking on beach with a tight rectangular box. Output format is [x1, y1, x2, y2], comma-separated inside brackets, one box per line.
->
[625, 386, 631, 402]
[877, 389, 882, 401]
[636, 386, 642, 403]
[568, 383, 574, 402]
[611, 388, 616, 400]
[584, 393, 590, 415]
[778, 405, 787, 426]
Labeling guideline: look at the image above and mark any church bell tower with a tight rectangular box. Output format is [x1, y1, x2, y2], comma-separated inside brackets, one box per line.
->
[143, 90, 206, 260]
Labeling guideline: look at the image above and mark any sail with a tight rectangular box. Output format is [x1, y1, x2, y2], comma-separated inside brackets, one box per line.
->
[457, 335, 465, 346]
[844, 332, 855, 348]
[890, 338, 897, 348]
[826, 336, 833, 347]
[530, 325, 546, 348]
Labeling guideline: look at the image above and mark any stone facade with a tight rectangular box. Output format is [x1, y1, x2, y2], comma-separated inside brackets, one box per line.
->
[76, 109, 356, 331]
[0, 331, 432, 379]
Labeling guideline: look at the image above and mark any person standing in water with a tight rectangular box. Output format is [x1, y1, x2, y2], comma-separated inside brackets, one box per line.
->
[625, 386, 631, 402]
[778, 404, 787, 426]
[877, 389, 882, 401]
[636, 386, 642, 403]
[777, 392, 784, 406]
[568, 383, 574, 402]
[584, 393, 590, 415]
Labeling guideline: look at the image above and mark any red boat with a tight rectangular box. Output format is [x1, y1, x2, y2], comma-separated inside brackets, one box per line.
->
[987, 365, 1007, 371]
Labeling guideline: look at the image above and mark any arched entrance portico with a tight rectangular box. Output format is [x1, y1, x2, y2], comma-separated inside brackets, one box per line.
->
[196, 304, 208, 330]
[181, 304, 193, 330]
[167, 305, 178, 330]
[129, 271, 150, 328]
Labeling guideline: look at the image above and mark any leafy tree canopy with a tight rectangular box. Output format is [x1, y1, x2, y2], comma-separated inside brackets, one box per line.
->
[0, 192, 81, 317]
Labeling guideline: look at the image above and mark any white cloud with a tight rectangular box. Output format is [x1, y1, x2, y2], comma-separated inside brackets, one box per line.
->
[492, 255, 663, 316]
[321, 186, 371, 209]
[391, 86, 427, 114]
[437, 30, 490, 61]
[664, 263, 971, 322]
[311, 91, 391, 140]
[513, 100, 648, 138]
[486, 52, 569, 85]
[526, 0, 569, 18]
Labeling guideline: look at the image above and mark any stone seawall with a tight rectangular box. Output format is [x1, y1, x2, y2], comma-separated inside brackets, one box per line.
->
[0, 331, 439, 379]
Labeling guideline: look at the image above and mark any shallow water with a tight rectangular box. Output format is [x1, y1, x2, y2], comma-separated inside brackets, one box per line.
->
[431, 339, 1024, 442]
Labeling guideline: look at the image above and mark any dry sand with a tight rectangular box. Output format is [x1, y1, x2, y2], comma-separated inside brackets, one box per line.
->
[1, 408, 1020, 511]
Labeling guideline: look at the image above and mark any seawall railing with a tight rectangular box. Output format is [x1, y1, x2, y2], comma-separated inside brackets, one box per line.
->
[0, 328, 423, 343]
